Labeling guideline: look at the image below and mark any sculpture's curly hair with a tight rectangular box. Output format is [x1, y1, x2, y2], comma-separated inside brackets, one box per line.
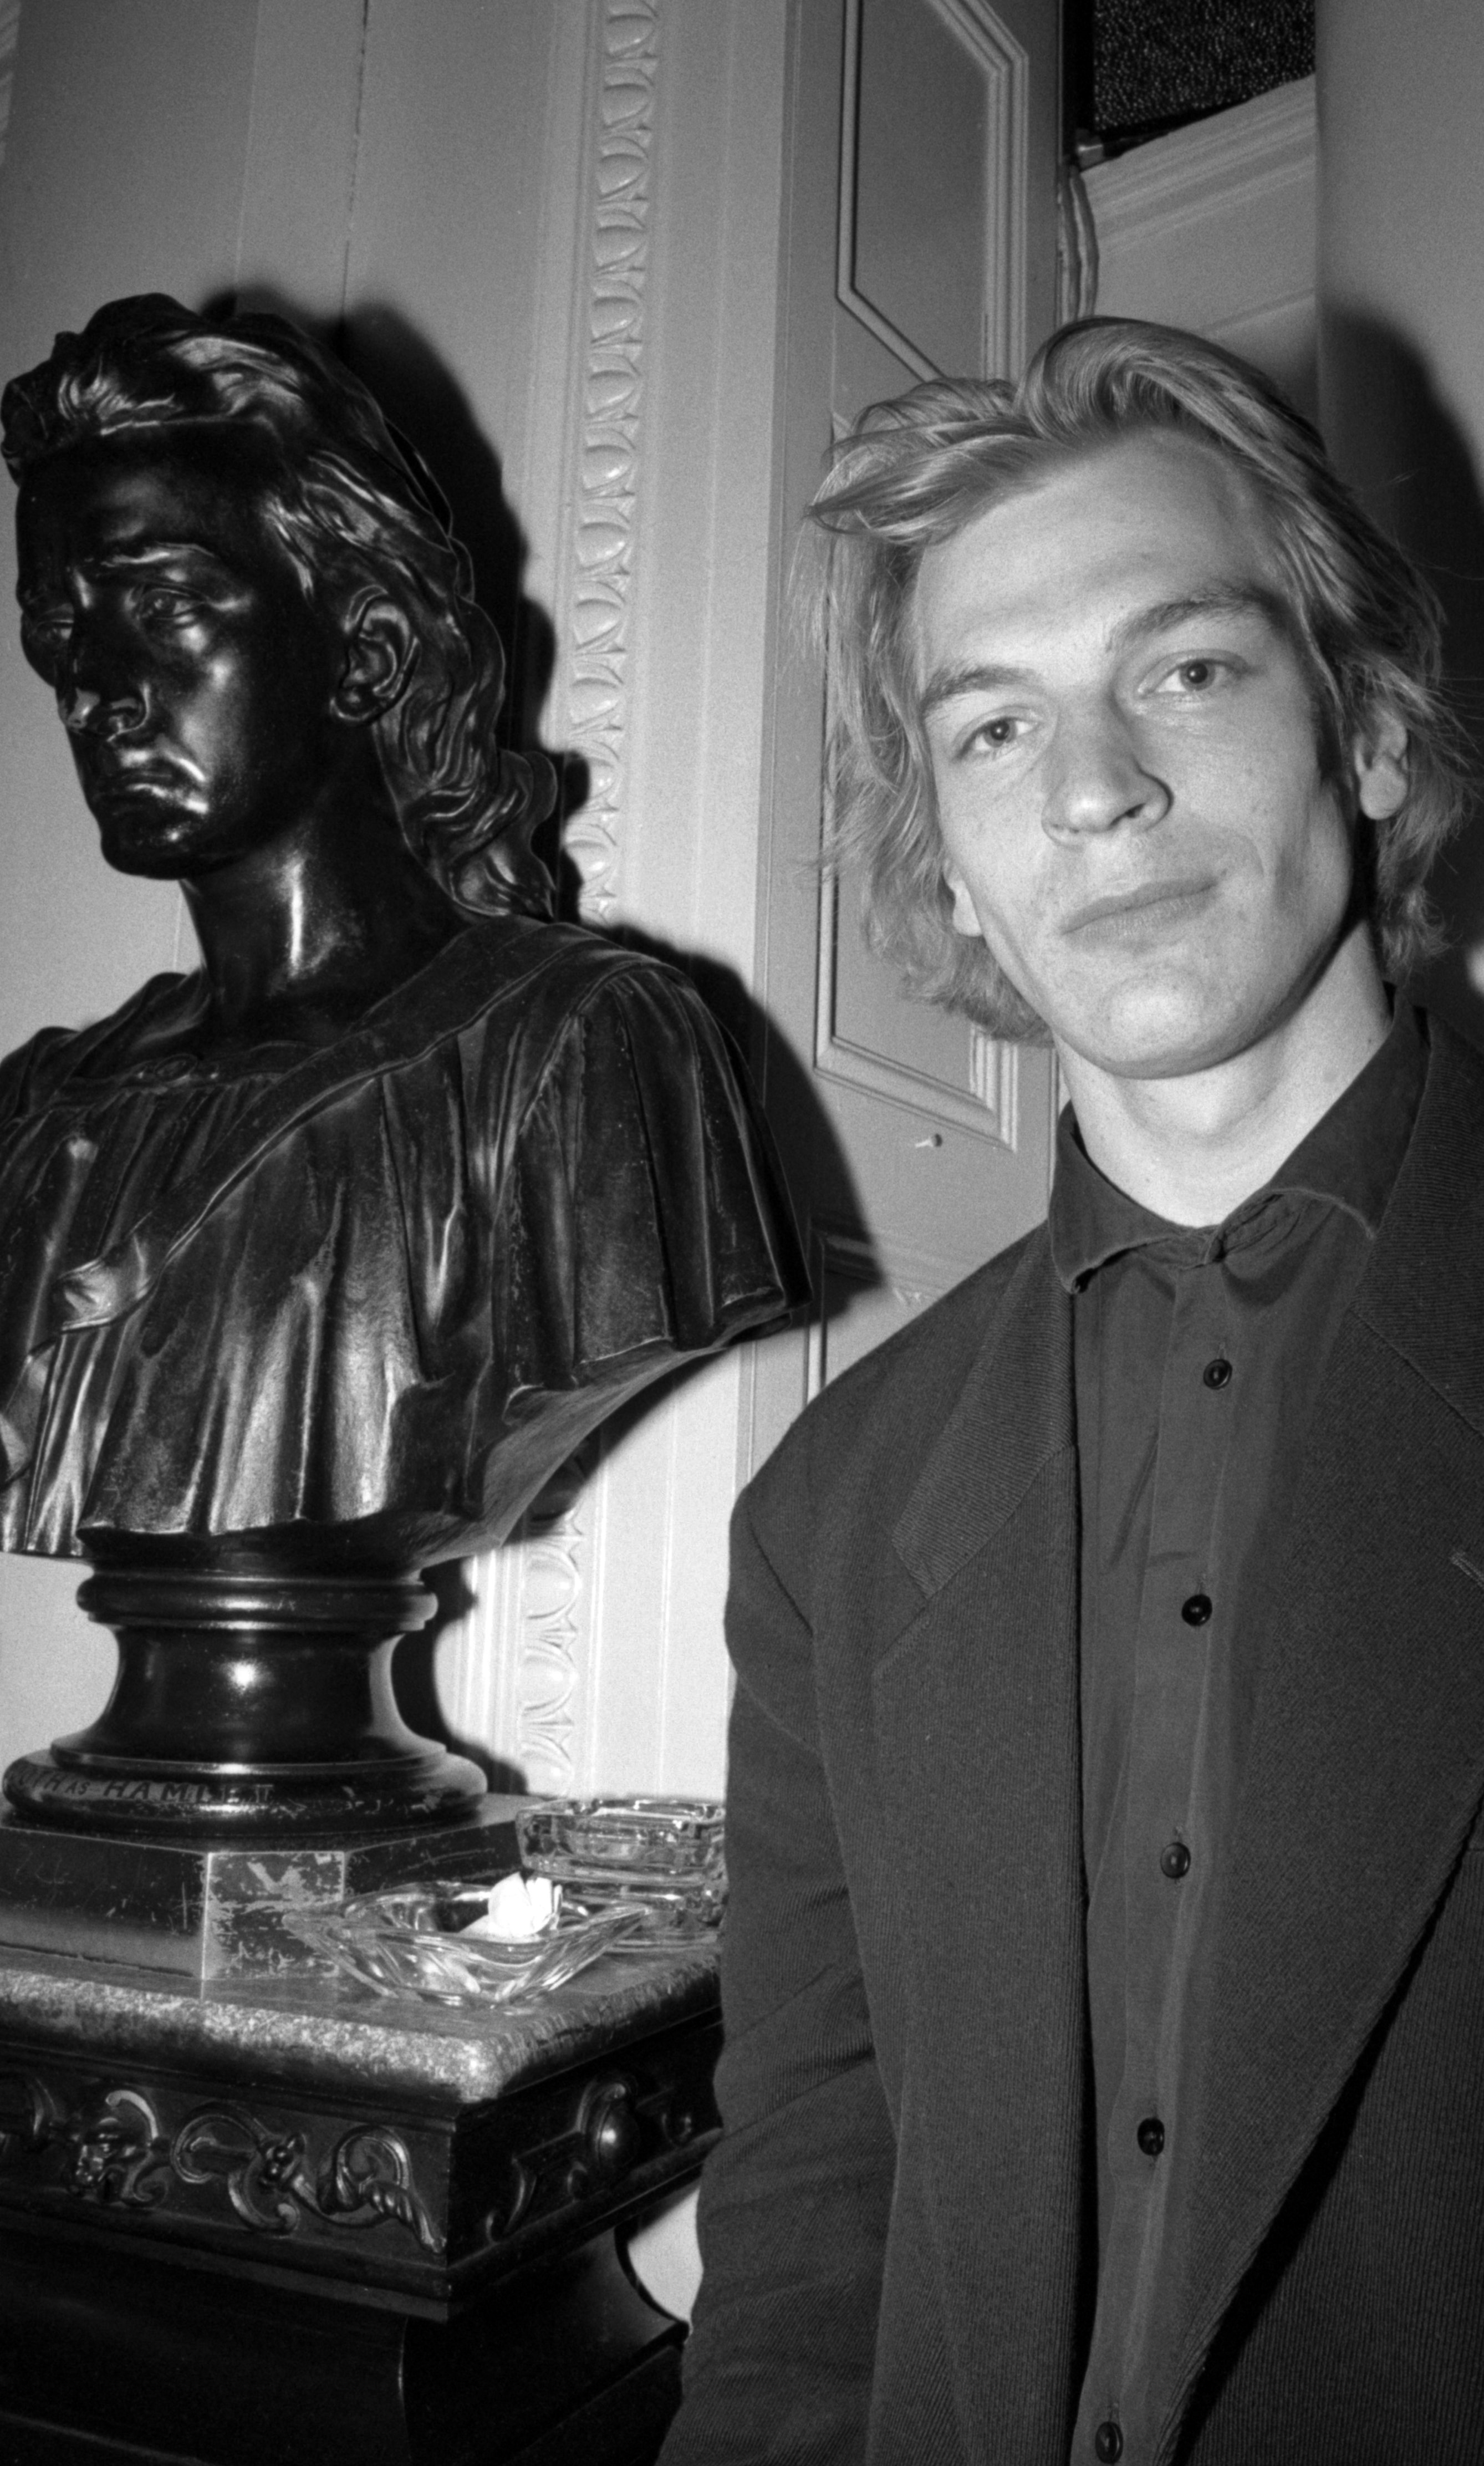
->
[804, 317, 1473, 1040]
[2, 293, 555, 920]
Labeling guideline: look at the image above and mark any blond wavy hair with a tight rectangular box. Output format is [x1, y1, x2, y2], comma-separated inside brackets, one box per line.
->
[805, 318, 1471, 1038]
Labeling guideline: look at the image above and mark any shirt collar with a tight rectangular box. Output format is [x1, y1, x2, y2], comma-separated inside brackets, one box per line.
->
[1049, 997, 1429, 1295]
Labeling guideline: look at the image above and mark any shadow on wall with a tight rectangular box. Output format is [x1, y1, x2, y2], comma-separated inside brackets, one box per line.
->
[217, 286, 591, 895]
[1322, 310, 1484, 1046]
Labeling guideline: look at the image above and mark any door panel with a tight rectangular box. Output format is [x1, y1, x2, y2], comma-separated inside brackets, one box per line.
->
[843, 0, 1032, 380]
[751, 0, 1059, 1454]
[820, 858, 1022, 1147]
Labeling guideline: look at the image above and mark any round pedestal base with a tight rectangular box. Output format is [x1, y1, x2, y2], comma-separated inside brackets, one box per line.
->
[2, 1545, 486, 1841]
[3, 1742, 486, 1837]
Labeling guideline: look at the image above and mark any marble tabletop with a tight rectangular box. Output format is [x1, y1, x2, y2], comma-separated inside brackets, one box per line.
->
[0, 1934, 720, 2108]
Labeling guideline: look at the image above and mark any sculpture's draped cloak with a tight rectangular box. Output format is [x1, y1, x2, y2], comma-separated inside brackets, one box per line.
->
[0, 918, 805, 1563]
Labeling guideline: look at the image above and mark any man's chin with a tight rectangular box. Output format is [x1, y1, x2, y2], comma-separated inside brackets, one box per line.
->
[1052, 985, 1260, 1084]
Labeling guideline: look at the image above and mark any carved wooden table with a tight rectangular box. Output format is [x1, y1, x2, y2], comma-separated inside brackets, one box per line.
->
[0, 1939, 720, 2463]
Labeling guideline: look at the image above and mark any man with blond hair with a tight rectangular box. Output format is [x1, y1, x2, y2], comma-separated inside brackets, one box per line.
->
[663, 320, 1484, 2465]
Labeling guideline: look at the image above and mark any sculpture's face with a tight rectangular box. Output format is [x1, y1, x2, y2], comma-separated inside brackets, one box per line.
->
[16, 431, 346, 878]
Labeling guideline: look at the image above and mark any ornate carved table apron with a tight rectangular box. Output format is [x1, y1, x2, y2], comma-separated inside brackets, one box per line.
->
[0, 1935, 719, 2464]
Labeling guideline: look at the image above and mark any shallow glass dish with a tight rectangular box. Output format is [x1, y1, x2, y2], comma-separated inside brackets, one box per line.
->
[287, 1886, 635, 2008]
[288, 1800, 727, 2006]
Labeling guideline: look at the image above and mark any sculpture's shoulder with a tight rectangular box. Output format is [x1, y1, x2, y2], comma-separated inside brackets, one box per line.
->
[451, 915, 705, 1037]
[442, 915, 743, 1118]
[450, 914, 807, 1348]
[0, 926, 693, 1127]
[0, 972, 196, 1125]
[0, 1025, 72, 1125]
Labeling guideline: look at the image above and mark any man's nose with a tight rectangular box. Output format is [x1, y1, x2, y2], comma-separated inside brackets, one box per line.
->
[1042, 704, 1171, 840]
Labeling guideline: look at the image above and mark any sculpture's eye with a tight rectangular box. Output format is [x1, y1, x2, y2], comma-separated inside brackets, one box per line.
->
[134, 584, 198, 628]
[18, 603, 72, 671]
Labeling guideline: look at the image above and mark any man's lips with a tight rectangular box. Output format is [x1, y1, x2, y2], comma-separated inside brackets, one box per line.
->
[1062, 875, 1216, 935]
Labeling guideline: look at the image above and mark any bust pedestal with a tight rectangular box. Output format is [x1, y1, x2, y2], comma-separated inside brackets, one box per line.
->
[0, 1796, 523, 1979]
[0, 1541, 512, 1981]
[0, 1925, 718, 2463]
[0, 1558, 721, 2458]
[4, 1540, 486, 1841]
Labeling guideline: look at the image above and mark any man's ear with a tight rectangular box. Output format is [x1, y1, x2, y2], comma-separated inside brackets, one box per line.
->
[944, 857, 985, 940]
[1350, 705, 1409, 822]
[329, 591, 416, 724]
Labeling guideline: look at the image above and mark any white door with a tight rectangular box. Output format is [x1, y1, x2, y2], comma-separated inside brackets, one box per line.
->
[749, 0, 1063, 1464]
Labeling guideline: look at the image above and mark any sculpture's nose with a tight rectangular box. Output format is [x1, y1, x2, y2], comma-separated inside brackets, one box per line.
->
[58, 613, 147, 738]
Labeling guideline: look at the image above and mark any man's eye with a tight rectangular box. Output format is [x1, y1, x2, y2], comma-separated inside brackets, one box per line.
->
[965, 715, 1024, 754]
[1155, 656, 1230, 694]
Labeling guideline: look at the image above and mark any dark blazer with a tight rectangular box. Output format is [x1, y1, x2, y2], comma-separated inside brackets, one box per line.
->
[665, 1018, 1484, 2466]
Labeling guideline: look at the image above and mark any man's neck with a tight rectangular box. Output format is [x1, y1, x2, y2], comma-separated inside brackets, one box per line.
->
[1056, 934, 1394, 1226]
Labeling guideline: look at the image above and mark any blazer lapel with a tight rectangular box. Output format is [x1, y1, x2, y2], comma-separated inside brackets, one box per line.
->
[1154, 1023, 1484, 2457]
[871, 1235, 1089, 2463]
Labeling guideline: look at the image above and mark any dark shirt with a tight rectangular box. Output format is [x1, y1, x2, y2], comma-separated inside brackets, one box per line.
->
[1054, 1002, 1428, 2463]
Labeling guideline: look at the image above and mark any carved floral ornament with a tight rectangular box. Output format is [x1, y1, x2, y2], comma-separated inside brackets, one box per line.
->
[563, 0, 661, 924]
[487, 0, 664, 1794]
[0, 2068, 437, 2251]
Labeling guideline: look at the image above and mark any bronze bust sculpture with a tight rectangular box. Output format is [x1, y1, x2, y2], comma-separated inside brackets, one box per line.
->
[0, 296, 805, 1834]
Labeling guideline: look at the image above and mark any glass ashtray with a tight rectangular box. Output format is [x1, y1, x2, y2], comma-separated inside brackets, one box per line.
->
[287, 1802, 727, 2008]
[288, 1822, 726, 2008]
[287, 1878, 635, 2008]
[516, 1796, 725, 1891]
[560, 1876, 727, 1935]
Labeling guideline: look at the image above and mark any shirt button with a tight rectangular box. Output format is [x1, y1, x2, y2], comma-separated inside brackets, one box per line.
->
[1181, 1593, 1212, 1626]
[1094, 2424, 1124, 2462]
[1202, 1357, 1232, 1389]
[1160, 1841, 1191, 1879]
[1137, 2117, 1165, 2157]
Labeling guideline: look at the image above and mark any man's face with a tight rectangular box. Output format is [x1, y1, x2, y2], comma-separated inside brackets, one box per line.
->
[913, 433, 1405, 1083]
[16, 431, 344, 879]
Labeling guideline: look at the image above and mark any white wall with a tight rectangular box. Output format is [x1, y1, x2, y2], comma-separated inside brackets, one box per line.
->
[1315, 0, 1484, 1041]
[0, 0, 793, 1799]
[1085, 77, 1316, 420]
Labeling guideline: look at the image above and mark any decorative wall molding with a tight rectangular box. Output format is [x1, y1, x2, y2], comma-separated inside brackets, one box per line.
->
[504, 1450, 596, 1797]
[445, 1449, 595, 1797]
[448, 1, 665, 1791]
[1084, 74, 1316, 394]
[562, 0, 662, 924]
[1056, 160, 1099, 324]
[1085, 74, 1315, 249]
